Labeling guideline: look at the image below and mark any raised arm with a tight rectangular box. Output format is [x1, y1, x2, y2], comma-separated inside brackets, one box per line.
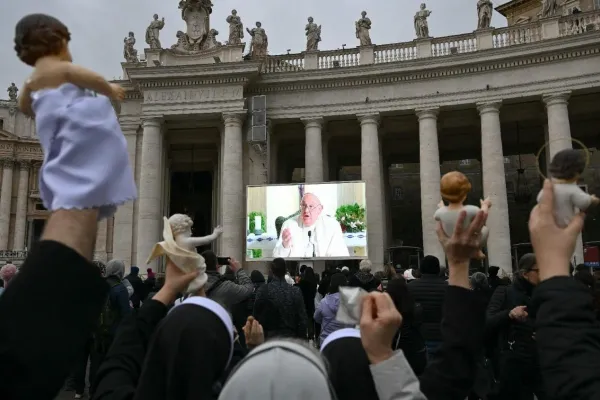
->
[65, 64, 123, 100]
[18, 83, 33, 117]
[184, 226, 223, 248]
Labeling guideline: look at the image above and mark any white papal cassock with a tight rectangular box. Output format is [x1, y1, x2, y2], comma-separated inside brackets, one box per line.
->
[272, 215, 350, 258]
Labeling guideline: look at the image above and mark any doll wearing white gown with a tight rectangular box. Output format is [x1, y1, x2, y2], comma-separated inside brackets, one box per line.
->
[147, 214, 223, 293]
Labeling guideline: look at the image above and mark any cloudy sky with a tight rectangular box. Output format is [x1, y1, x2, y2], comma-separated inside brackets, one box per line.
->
[1, 0, 507, 92]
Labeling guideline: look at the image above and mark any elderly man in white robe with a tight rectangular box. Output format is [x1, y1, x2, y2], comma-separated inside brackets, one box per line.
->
[273, 193, 350, 258]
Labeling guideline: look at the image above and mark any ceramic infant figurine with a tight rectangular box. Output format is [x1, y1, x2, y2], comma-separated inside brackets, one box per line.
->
[14, 14, 136, 220]
[434, 171, 491, 259]
[147, 214, 223, 293]
[537, 148, 599, 227]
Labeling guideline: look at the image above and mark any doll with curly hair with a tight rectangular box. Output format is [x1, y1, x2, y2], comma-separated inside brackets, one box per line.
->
[434, 171, 491, 259]
[13, 14, 136, 219]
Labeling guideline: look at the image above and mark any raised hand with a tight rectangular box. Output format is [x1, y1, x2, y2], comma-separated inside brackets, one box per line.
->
[213, 225, 223, 236]
[243, 316, 265, 349]
[360, 292, 402, 364]
[437, 209, 487, 266]
[281, 228, 292, 248]
[481, 197, 492, 210]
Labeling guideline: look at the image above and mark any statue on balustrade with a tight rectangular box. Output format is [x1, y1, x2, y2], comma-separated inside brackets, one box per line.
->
[355, 11, 372, 46]
[202, 28, 222, 50]
[123, 31, 139, 63]
[305, 16, 322, 51]
[434, 171, 491, 260]
[541, 0, 559, 18]
[414, 3, 432, 38]
[477, 0, 493, 29]
[7, 83, 18, 102]
[171, 0, 214, 54]
[226, 9, 244, 45]
[247, 21, 268, 58]
[145, 14, 165, 49]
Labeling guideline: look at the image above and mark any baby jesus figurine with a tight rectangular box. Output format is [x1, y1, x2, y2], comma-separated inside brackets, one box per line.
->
[537, 148, 599, 227]
[434, 171, 491, 259]
[147, 214, 223, 293]
[14, 14, 136, 220]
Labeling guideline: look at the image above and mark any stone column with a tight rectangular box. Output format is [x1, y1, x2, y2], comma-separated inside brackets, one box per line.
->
[302, 117, 324, 183]
[416, 109, 445, 264]
[478, 102, 512, 273]
[113, 129, 138, 266]
[13, 161, 30, 250]
[221, 112, 246, 262]
[543, 91, 584, 264]
[0, 159, 14, 250]
[95, 219, 108, 263]
[136, 118, 163, 270]
[358, 113, 385, 271]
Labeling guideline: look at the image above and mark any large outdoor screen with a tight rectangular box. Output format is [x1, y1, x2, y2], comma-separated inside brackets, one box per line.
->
[246, 181, 367, 261]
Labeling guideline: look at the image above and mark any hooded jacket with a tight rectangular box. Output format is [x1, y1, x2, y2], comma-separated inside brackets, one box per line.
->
[314, 293, 352, 343]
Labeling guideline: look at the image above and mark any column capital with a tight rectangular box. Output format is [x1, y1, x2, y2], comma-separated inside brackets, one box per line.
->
[476, 101, 502, 114]
[17, 160, 31, 170]
[141, 117, 163, 128]
[543, 92, 570, 107]
[301, 117, 324, 128]
[222, 111, 246, 127]
[0, 158, 14, 169]
[357, 113, 380, 126]
[415, 108, 439, 120]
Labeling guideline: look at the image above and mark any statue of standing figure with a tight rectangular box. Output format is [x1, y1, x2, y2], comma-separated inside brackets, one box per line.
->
[226, 9, 244, 45]
[123, 31, 139, 62]
[247, 21, 268, 57]
[477, 0, 493, 29]
[355, 11, 372, 46]
[305, 17, 321, 51]
[145, 14, 165, 49]
[7, 83, 18, 102]
[541, 0, 559, 18]
[414, 3, 432, 38]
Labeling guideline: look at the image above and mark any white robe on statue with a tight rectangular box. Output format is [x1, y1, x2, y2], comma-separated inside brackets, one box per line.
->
[272, 214, 350, 258]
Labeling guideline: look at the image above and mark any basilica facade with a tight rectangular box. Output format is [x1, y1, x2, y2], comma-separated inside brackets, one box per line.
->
[1, 0, 600, 273]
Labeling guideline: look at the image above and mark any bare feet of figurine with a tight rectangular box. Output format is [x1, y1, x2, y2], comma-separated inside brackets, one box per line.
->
[480, 197, 492, 212]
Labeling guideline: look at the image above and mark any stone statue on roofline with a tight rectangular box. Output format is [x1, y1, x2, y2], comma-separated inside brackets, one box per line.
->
[226, 9, 244, 45]
[477, 0, 493, 29]
[355, 11, 372, 46]
[145, 14, 165, 49]
[306, 17, 321, 51]
[414, 3, 432, 39]
[7, 83, 18, 102]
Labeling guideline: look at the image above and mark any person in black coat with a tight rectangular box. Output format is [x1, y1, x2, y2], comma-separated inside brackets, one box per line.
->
[124, 266, 146, 309]
[486, 253, 547, 400]
[407, 255, 447, 360]
[295, 267, 317, 340]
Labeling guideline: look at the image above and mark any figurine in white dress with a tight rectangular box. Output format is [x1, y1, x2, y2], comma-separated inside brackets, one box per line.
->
[147, 214, 223, 293]
[537, 149, 599, 227]
[434, 171, 491, 259]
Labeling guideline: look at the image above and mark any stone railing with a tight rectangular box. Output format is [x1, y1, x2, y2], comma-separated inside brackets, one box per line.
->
[431, 32, 478, 56]
[492, 21, 542, 48]
[0, 250, 28, 263]
[261, 9, 600, 73]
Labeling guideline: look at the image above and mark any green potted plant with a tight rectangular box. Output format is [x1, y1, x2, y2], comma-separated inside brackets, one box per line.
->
[335, 203, 366, 233]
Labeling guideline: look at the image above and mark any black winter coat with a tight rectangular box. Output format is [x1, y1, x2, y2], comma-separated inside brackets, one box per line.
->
[407, 274, 447, 342]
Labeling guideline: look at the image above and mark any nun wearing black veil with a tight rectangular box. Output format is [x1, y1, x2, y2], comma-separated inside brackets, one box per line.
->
[93, 264, 236, 400]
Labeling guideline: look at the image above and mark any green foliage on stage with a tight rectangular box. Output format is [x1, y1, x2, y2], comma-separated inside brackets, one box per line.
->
[335, 203, 366, 233]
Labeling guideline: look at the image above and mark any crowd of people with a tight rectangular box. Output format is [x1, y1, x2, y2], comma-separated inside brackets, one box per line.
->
[0, 180, 597, 400]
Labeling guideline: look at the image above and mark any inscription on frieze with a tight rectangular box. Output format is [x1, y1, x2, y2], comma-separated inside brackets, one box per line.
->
[144, 87, 243, 104]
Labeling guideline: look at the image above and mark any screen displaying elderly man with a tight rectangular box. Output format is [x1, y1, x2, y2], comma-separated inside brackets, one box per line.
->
[273, 193, 350, 258]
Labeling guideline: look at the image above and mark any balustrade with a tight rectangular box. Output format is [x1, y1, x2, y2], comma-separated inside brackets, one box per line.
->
[258, 10, 600, 74]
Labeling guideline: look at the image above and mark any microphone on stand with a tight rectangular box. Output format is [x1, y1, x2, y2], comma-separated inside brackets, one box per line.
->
[308, 231, 316, 258]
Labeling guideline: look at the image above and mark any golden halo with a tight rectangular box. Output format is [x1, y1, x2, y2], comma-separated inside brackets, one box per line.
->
[535, 137, 590, 180]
